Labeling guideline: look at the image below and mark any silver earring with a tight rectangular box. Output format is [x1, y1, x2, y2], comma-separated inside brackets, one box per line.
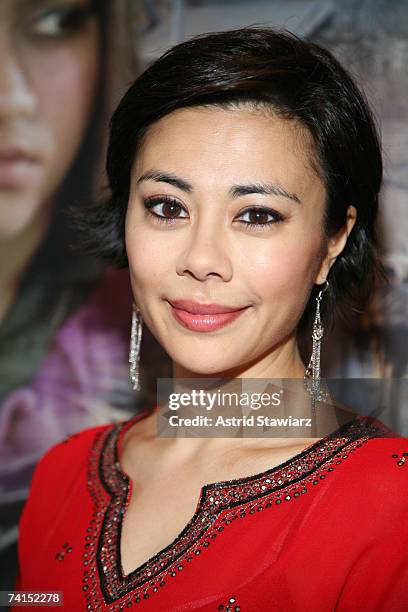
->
[129, 302, 143, 391]
[304, 280, 329, 407]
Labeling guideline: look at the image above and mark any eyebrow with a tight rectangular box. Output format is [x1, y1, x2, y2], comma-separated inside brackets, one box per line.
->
[136, 169, 302, 204]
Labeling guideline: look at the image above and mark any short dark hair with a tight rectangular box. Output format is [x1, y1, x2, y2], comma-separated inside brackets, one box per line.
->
[73, 26, 384, 332]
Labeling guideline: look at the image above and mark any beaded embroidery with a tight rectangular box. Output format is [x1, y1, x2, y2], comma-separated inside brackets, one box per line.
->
[392, 452, 408, 466]
[55, 542, 73, 562]
[217, 595, 241, 611]
[84, 414, 386, 609]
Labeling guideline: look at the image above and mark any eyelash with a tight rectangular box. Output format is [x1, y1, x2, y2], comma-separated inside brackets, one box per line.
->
[143, 196, 285, 230]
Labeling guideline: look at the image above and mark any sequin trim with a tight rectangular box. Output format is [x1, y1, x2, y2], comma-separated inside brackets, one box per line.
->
[217, 595, 241, 611]
[55, 542, 73, 562]
[392, 451, 408, 466]
[84, 415, 386, 608]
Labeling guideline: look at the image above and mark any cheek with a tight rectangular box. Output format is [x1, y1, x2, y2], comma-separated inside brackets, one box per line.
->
[0, 33, 100, 239]
[243, 232, 323, 306]
[33, 35, 100, 174]
[126, 224, 171, 291]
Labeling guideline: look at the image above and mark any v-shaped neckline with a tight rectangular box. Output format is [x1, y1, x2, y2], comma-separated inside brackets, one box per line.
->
[90, 409, 386, 605]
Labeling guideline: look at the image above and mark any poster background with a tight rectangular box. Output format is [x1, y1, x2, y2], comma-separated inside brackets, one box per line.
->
[0, 0, 406, 593]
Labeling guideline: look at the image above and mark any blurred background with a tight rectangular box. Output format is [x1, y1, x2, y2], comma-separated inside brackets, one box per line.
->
[0, 0, 407, 593]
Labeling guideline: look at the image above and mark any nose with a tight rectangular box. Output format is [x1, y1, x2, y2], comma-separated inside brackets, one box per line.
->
[176, 217, 233, 282]
[0, 32, 37, 119]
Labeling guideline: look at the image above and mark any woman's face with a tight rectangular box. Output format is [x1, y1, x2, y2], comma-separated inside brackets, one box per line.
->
[0, 0, 101, 238]
[126, 106, 345, 378]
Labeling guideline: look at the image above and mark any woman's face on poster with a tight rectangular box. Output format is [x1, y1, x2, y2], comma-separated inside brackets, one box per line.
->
[125, 106, 350, 377]
[0, 0, 101, 239]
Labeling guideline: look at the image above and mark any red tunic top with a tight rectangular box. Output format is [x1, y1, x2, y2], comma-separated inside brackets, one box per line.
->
[14, 410, 408, 611]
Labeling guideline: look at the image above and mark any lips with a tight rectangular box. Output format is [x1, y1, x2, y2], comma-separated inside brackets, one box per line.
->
[0, 149, 40, 188]
[168, 299, 248, 315]
[167, 299, 250, 332]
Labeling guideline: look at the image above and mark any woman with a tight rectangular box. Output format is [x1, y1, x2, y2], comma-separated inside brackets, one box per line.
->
[14, 27, 408, 611]
[0, 0, 140, 590]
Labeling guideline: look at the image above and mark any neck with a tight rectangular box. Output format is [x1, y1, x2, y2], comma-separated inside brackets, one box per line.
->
[152, 336, 318, 458]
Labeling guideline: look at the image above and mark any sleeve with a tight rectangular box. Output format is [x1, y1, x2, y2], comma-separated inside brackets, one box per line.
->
[14, 424, 106, 590]
[336, 519, 408, 611]
[14, 443, 62, 590]
[335, 446, 408, 612]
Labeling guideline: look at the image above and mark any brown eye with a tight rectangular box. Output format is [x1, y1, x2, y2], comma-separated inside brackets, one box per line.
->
[236, 207, 284, 227]
[161, 201, 183, 218]
[143, 197, 188, 222]
[247, 209, 270, 224]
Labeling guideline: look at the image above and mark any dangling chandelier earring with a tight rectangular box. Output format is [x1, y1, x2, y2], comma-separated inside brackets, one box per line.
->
[129, 302, 143, 391]
[304, 279, 329, 408]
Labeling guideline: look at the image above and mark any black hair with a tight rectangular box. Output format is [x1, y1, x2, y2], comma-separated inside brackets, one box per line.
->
[74, 26, 385, 333]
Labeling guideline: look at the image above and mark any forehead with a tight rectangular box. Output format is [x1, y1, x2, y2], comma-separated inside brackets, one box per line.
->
[134, 106, 323, 197]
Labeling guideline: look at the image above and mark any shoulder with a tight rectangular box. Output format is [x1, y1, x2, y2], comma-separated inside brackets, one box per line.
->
[16, 421, 116, 569]
[333, 416, 408, 517]
[352, 414, 408, 470]
[331, 427, 408, 610]
[17, 412, 153, 562]
[33, 422, 114, 481]
[355, 434, 408, 495]
[20, 421, 118, 525]
[21, 409, 153, 510]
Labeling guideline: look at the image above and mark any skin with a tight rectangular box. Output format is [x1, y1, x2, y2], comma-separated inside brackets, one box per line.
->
[0, 0, 101, 320]
[120, 106, 357, 574]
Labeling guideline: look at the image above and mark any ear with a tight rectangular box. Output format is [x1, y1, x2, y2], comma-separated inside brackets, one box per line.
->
[315, 205, 357, 285]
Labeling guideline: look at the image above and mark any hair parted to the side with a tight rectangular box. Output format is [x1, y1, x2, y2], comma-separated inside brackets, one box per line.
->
[73, 26, 385, 333]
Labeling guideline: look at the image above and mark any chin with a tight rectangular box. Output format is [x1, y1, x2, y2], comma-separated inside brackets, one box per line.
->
[173, 355, 241, 378]
[178, 365, 225, 377]
[0, 193, 46, 239]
